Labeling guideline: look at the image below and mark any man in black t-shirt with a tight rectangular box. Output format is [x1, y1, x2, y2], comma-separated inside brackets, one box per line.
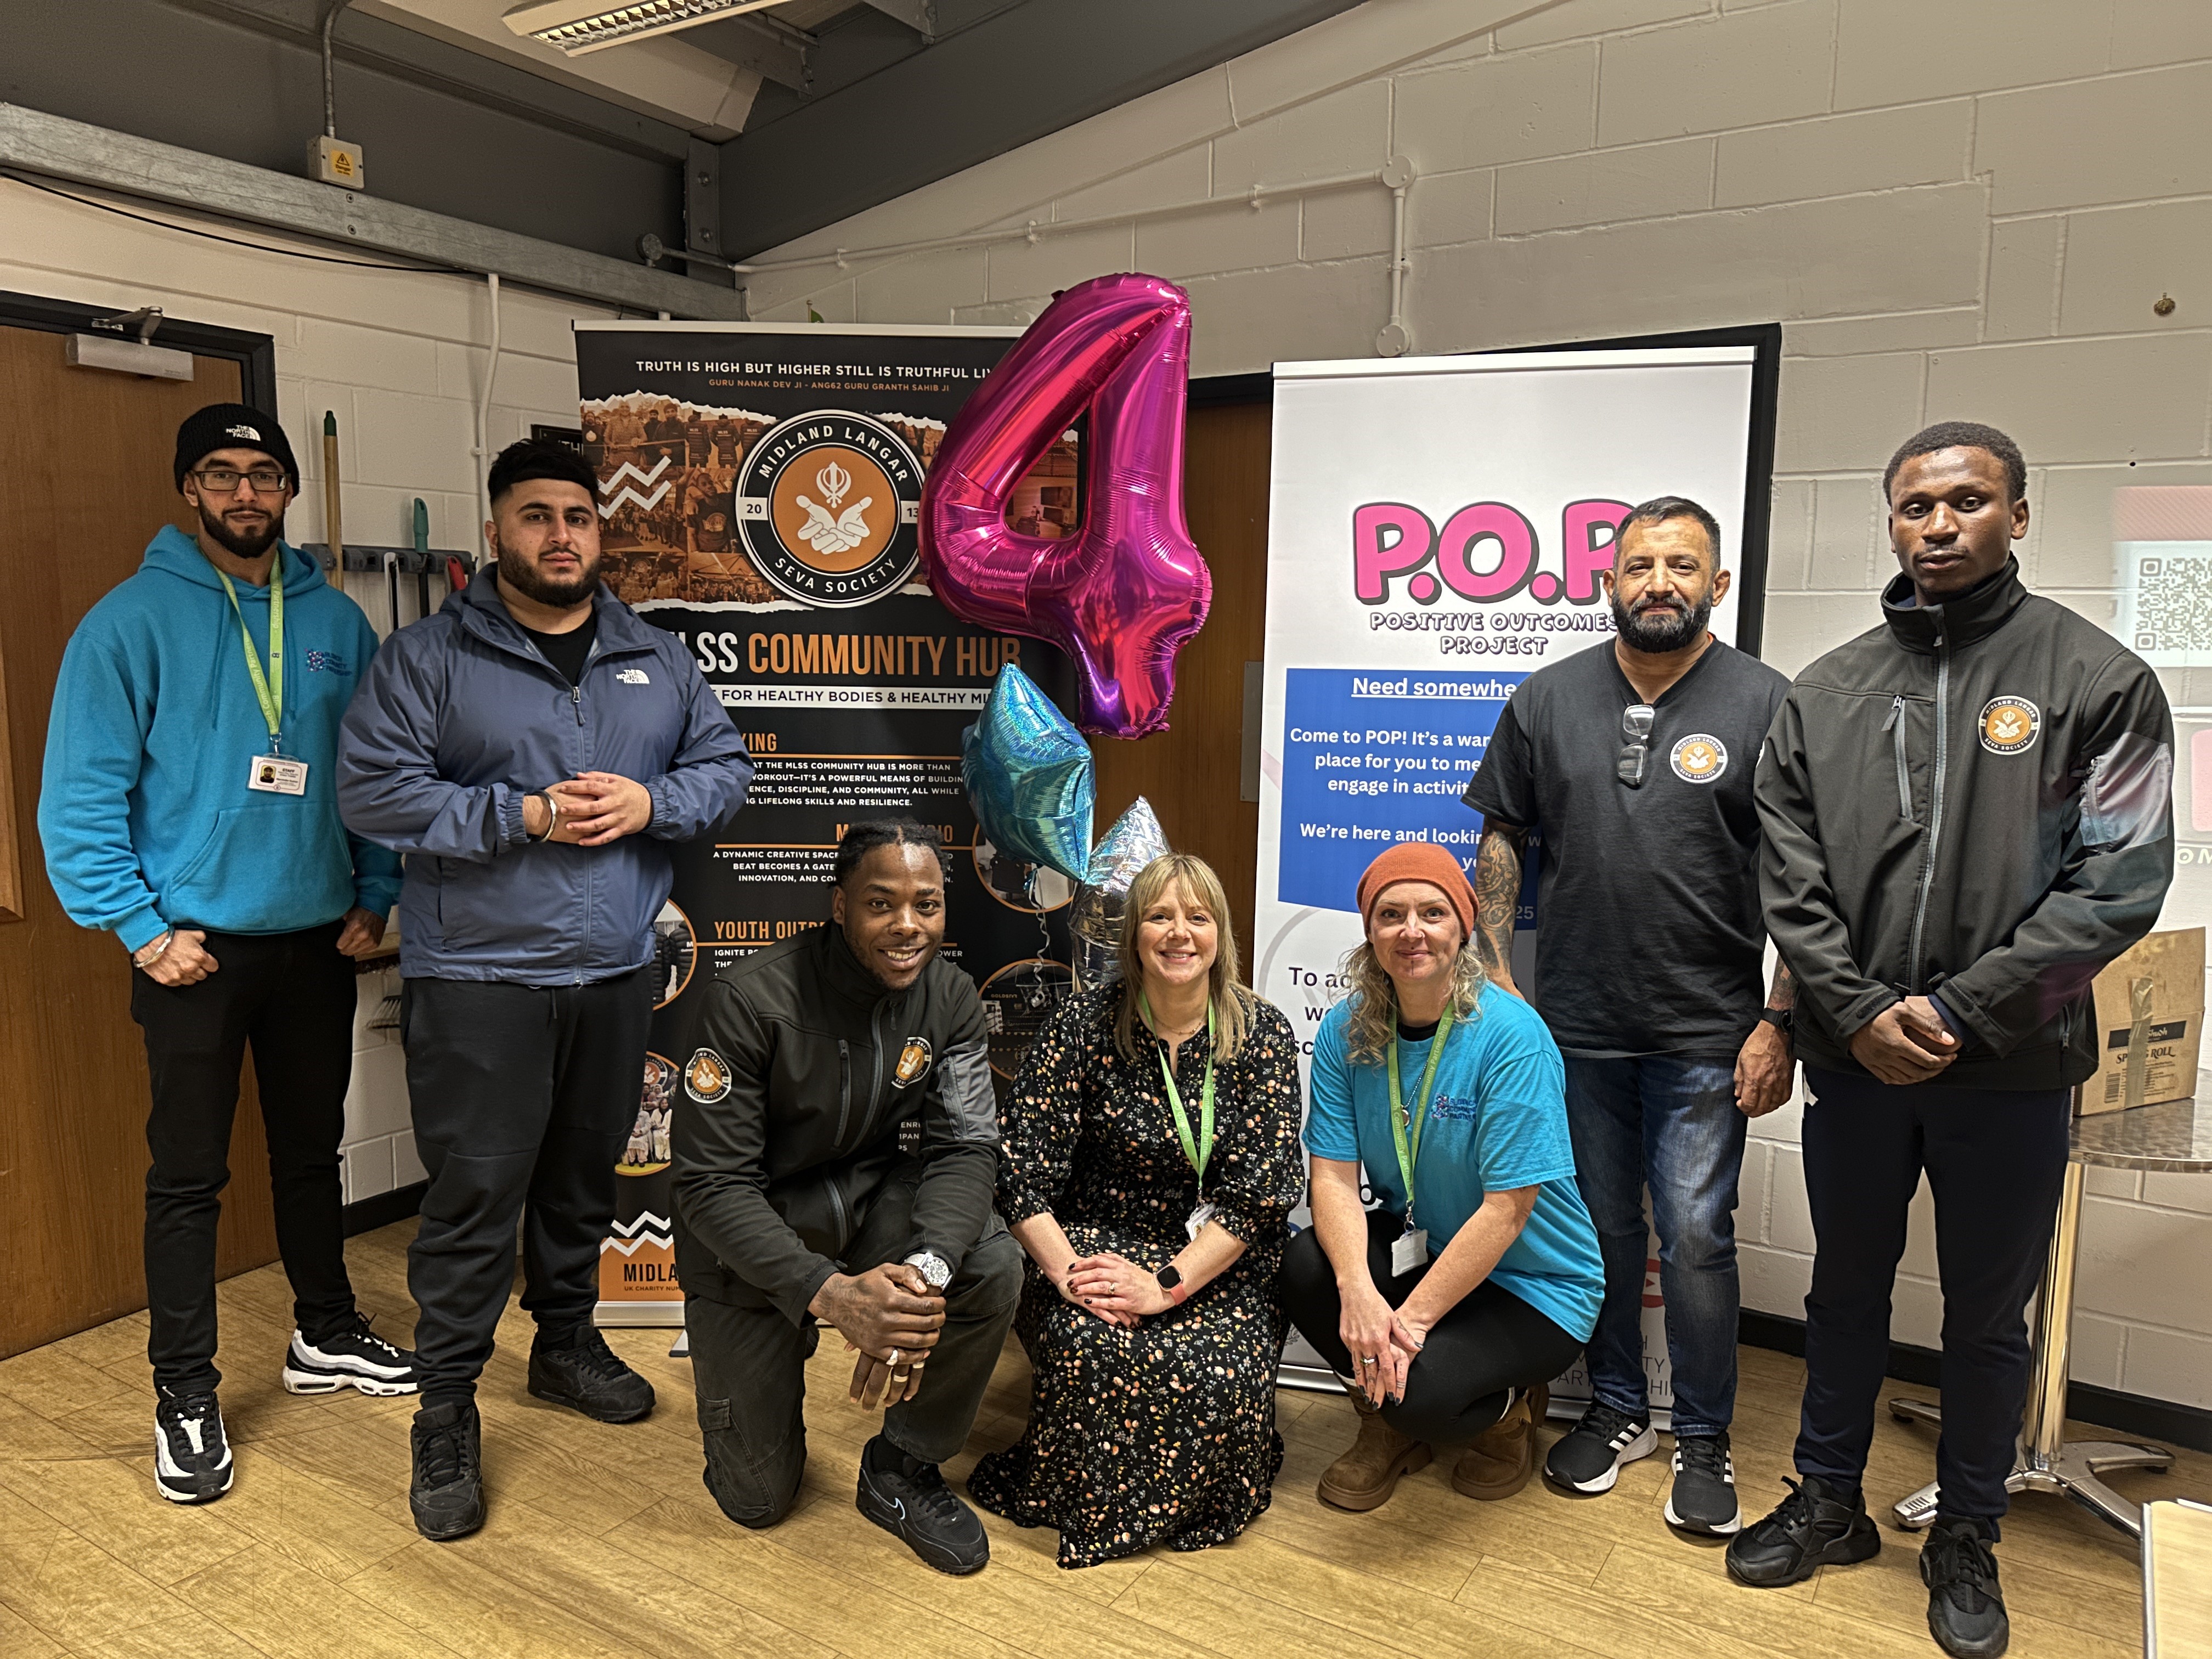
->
[1460, 496, 1791, 1539]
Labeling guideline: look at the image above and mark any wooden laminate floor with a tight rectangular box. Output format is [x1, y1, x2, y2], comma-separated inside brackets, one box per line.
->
[2, 1220, 2203, 1659]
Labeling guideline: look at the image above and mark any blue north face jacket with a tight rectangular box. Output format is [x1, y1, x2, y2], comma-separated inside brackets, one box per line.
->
[336, 573, 752, 984]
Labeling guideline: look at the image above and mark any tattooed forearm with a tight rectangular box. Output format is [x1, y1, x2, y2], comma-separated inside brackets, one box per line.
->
[1473, 824, 1526, 986]
[1767, 956, 1796, 1009]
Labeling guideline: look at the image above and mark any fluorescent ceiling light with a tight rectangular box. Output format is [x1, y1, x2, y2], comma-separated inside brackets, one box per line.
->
[502, 0, 796, 54]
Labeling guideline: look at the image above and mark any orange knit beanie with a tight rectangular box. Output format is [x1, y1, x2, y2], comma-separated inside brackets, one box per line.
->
[1355, 842, 1477, 937]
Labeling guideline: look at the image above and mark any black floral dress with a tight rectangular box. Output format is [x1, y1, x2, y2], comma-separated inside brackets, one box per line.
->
[967, 985, 1306, 1568]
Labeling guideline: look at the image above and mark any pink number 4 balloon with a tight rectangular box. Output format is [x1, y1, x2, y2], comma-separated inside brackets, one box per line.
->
[921, 273, 1211, 739]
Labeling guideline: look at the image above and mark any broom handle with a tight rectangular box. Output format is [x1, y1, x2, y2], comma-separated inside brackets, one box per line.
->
[321, 410, 345, 594]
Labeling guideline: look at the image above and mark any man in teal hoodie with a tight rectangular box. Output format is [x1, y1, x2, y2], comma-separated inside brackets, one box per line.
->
[41, 404, 418, 1508]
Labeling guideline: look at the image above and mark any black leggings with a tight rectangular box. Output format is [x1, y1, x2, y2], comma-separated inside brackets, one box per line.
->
[1280, 1211, 1585, 1443]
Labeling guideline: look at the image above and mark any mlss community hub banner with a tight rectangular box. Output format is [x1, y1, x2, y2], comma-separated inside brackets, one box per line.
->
[1255, 345, 1767, 1409]
[574, 323, 1081, 1324]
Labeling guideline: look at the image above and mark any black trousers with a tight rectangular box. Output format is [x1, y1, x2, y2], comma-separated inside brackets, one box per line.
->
[687, 1169, 1022, 1530]
[131, 922, 359, 1395]
[1796, 1066, 2072, 1527]
[1280, 1212, 1585, 1443]
[401, 968, 653, 1401]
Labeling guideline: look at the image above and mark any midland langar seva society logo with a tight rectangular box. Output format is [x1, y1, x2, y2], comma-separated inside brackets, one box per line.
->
[1980, 695, 2041, 755]
[737, 410, 923, 608]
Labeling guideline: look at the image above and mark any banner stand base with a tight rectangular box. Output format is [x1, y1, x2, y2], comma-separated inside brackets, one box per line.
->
[594, 1301, 685, 1329]
[1277, 1362, 1343, 1394]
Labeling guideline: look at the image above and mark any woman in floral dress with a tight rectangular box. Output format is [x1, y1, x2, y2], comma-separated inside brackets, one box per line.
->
[967, 854, 1305, 1568]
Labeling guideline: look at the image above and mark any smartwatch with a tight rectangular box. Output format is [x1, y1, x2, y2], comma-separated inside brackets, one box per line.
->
[1154, 1263, 1183, 1292]
[1759, 1008, 1794, 1037]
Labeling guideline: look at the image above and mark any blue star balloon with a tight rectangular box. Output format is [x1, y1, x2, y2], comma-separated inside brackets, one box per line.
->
[962, 663, 1094, 882]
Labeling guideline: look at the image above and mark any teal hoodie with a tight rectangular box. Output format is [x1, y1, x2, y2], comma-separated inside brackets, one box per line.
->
[40, 524, 402, 952]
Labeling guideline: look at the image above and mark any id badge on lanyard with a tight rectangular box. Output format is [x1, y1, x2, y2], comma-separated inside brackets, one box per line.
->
[1386, 1003, 1453, 1278]
[216, 559, 302, 794]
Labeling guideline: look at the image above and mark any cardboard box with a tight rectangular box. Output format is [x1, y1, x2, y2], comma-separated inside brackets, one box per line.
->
[2084, 927, 2205, 1114]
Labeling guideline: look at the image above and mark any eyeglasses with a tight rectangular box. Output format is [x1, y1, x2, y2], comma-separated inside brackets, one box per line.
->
[1617, 703, 1657, 788]
[190, 468, 290, 495]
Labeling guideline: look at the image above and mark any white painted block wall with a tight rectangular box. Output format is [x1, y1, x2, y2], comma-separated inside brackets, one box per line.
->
[738, 0, 2212, 1410]
[0, 176, 613, 1203]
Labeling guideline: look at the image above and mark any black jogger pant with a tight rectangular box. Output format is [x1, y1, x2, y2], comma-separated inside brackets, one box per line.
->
[1280, 1211, 1585, 1443]
[401, 968, 653, 1402]
[131, 922, 360, 1395]
[1795, 1066, 2072, 1528]
[686, 1168, 1023, 1530]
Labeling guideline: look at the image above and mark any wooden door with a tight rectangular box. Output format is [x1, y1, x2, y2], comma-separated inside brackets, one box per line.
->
[0, 323, 281, 1358]
[1093, 399, 1271, 958]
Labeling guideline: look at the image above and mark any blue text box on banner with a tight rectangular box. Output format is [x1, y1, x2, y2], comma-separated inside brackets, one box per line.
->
[1277, 667, 1527, 910]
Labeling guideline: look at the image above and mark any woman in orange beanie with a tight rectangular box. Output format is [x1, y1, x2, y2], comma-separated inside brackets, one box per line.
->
[1280, 841, 1603, 1510]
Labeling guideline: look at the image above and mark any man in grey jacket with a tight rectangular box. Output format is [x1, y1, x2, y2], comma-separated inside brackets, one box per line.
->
[1736, 421, 2172, 1659]
[338, 438, 753, 1542]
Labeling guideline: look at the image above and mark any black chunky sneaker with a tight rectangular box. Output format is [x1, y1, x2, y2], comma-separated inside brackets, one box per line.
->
[409, 1398, 485, 1541]
[527, 1325, 655, 1424]
[1921, 1516, 2009, 1657]
[857, 1434, 989, 1575]
[1664, 1431, 1742, 1535]
[1543, 1400, 1657, 1494]
[1725, 1474, 1880, 1587]
[153, 1390, 233, 1504]
[282, 1313, 419, 1397]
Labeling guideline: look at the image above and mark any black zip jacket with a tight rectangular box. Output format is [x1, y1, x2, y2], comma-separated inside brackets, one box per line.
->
[671, 923, 999, 1325]
[1756, 560, 2173, 1088]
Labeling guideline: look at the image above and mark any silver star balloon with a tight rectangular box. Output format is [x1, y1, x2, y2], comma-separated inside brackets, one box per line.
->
[1070, 797, 1171, 991]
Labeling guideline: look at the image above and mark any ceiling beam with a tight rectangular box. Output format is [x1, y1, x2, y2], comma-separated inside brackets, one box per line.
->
[855, 0, 935, 39]
[719, 0, 1366, 257]
[0, 103, 749, 319]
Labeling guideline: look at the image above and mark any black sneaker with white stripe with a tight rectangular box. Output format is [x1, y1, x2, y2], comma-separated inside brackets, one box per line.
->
[281, 1314, 419, 1396]
[1543, 1400, 1658, 1494]
[1665, 1431, 1742, 1534]
[154, 1390, 233, 1504]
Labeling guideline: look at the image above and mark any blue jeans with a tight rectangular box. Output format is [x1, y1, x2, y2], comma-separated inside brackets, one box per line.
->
[1562, 1056, 1746, 1438]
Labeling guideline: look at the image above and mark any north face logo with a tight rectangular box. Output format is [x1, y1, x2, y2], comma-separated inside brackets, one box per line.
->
[616, 668, 651, 685]
[224, 424, 261, 441]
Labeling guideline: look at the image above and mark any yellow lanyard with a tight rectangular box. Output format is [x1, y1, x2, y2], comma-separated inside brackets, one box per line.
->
[215, 557, 284, 753]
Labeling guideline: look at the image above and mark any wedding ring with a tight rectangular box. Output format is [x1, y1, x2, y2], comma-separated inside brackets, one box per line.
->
[887, 1348, 901, 1368]
[1360, 1355, 1379, 1367]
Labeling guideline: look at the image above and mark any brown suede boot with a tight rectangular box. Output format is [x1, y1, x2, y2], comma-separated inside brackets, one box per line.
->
[1452, 1383, 1548, 1501]
[1317, 1381, 1432, 1512]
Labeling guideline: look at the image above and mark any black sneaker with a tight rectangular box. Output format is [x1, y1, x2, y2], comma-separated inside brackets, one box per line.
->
[1725, 1474, 1881, 1588]
[409, 1399, 484, 1541]
[282, 1313, 419, 1397]
[527, 1325, 655, 1424]
[1665, 1431, 1742, 1535]
[1921, 1516, 2008, 1657]
[153, 1390, 233, 1504]
[857, 1435, 989, 1575]
[1543, 1400, 1657, 1494]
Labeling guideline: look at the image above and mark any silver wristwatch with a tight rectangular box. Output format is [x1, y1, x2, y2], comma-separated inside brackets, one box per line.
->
[904, 1250, 952, 1291]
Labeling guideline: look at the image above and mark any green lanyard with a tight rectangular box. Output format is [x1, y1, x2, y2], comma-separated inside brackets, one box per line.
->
[1385, 1003, 1454, 1230]
[1139, 993, 1216, 1190]
[215, 558, 285, 753]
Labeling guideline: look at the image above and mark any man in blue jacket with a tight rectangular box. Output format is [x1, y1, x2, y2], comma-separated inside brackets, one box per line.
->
[338, 436, 753, 1542]
[42, 404, 417, 1509]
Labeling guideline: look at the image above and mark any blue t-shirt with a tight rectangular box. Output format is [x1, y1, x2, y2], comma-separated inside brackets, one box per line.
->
[1304, 983, 1604, 1342]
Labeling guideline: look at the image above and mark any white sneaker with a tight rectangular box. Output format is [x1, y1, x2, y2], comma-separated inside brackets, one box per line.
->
[154, 1391, 234, 1503]
[281, 1315, 419, 1396]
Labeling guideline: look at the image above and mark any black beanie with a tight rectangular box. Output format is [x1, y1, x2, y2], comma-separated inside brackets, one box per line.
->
[174, 403, 299, 492]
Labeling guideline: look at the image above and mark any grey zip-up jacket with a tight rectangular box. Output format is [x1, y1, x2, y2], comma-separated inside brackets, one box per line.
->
[672, 923, 1001, 1326]
[337, 574, 752, 983]
[1756, 560, 2174, 1089]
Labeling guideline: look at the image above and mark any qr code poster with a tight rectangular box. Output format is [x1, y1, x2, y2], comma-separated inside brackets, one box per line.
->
[2117, 544, 2212, 665]
[2113, 489, 2212, 666]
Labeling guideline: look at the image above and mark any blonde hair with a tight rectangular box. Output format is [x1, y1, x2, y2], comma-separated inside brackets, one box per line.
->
[1338, 923, 1487, 1066]
[1113, 854, 1259, 1065]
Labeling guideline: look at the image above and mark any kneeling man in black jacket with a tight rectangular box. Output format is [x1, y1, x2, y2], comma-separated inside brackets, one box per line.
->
[673, 819, 1020, 1574]
[1739, 421, 2173, 1658]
